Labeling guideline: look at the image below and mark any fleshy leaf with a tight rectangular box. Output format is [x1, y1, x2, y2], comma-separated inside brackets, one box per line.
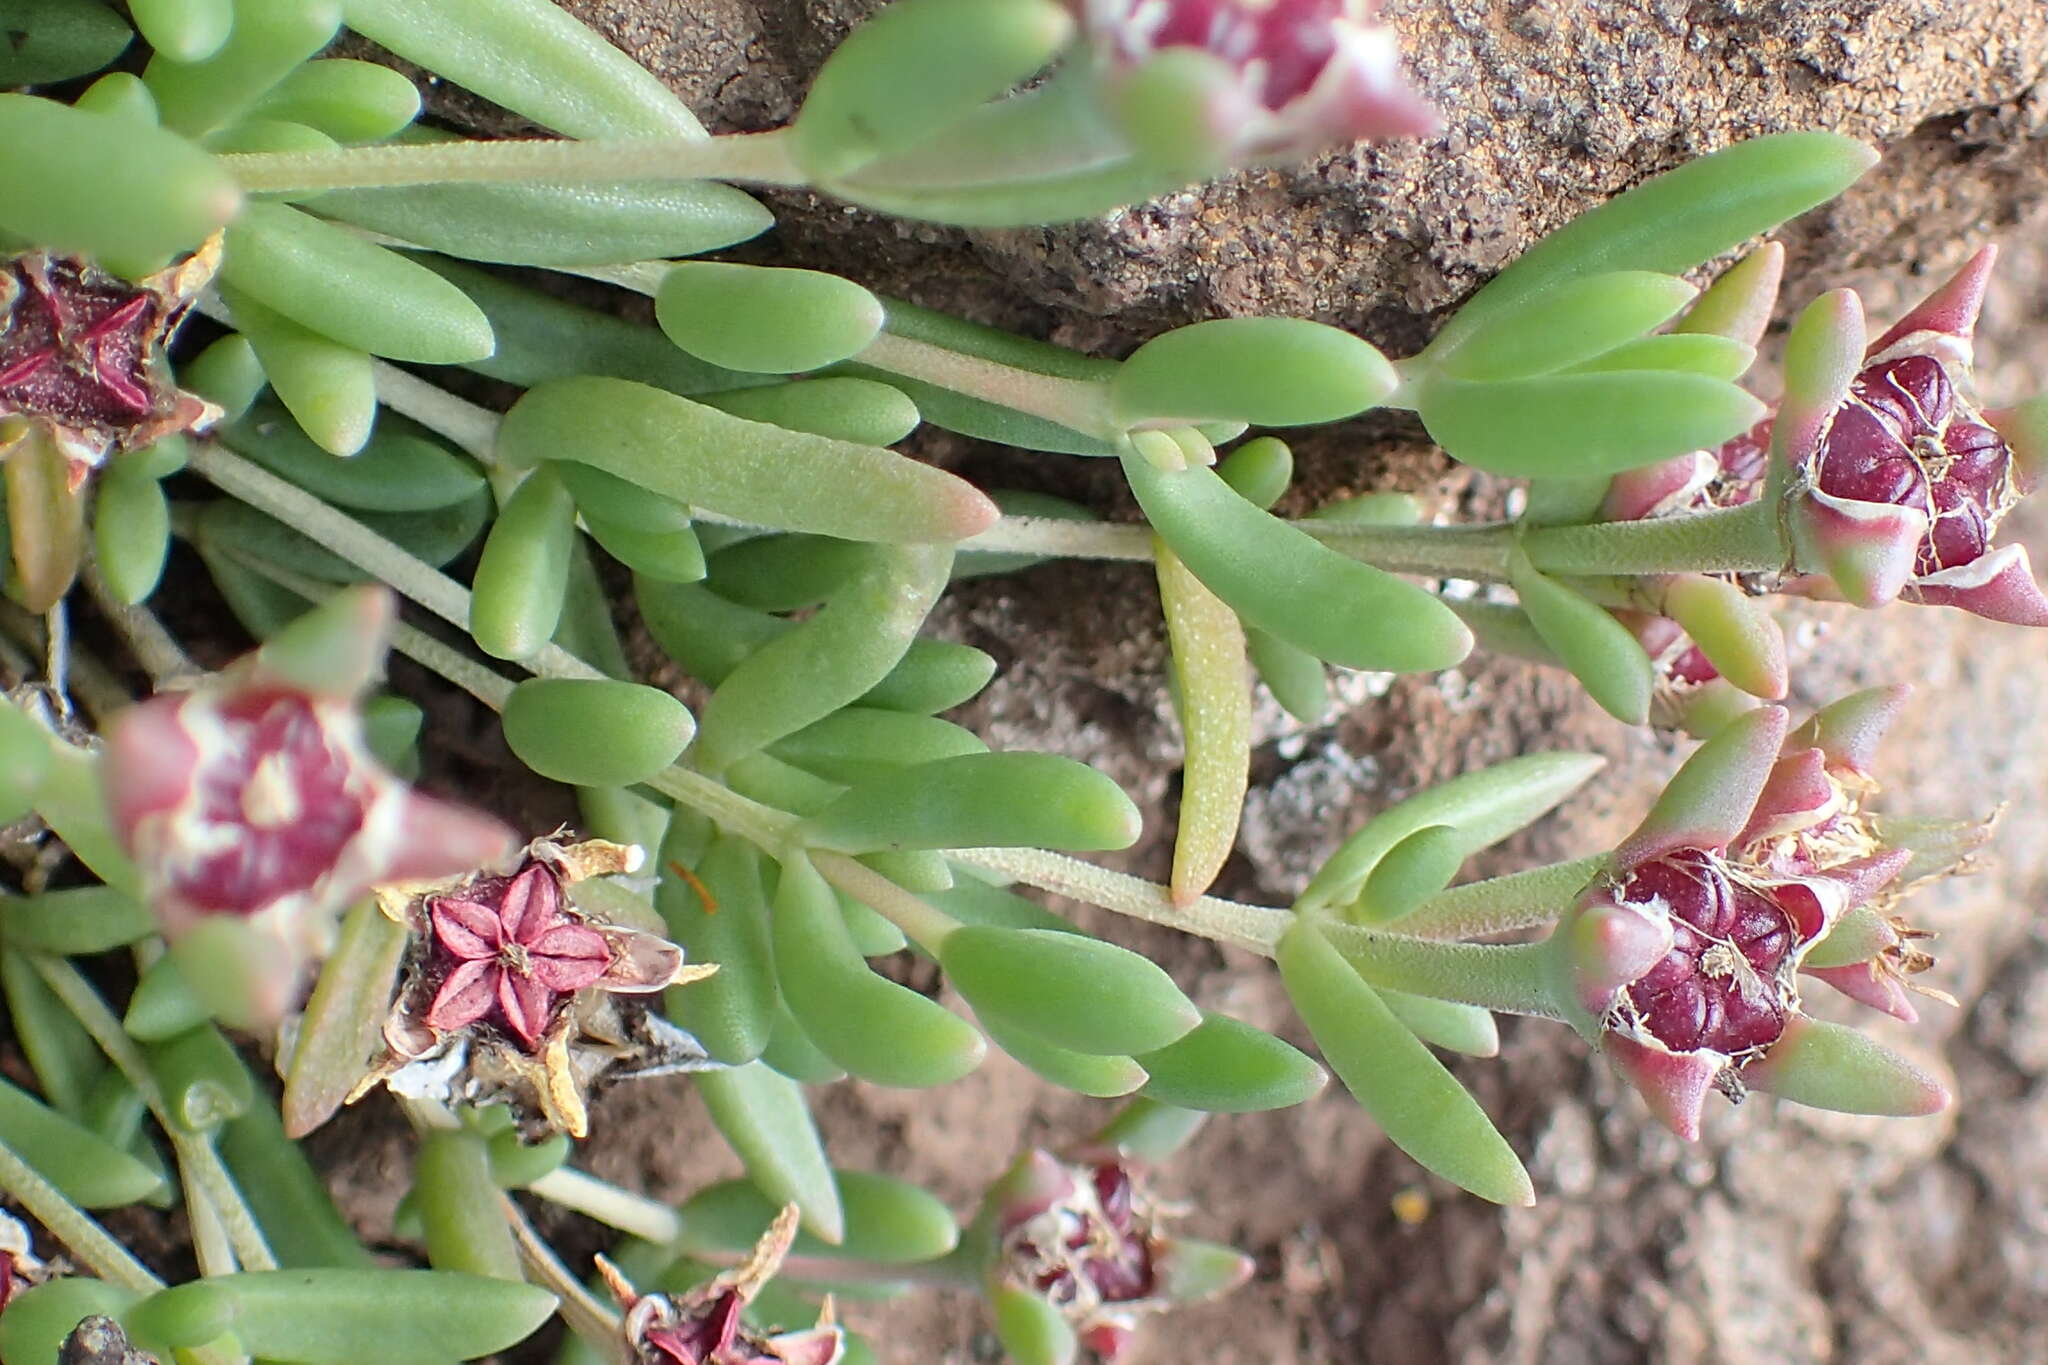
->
[1508, 543, 1654, 723]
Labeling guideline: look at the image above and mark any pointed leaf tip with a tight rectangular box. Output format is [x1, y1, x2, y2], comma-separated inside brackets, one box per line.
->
[1743, 1016, 1951, 1117]
[1619, 704, 1790, 865]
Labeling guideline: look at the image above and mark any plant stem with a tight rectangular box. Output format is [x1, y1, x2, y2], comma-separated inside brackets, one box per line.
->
[853, 332, 1118, 438]
[811, 850, 960, 950]
[959, 514, 1524, 580]
[0, 1134, 163, 1291]
[186, 1171, 240, 1276]
[951, 846, 1285, 955]
[220, 130, 808, 195]
[498, 1191, 625, 1355]
[27, 956, 278, 1271]
[1389, 855, 1609, 939]
[371, 361, 503, 466]
[81, 557, 201, 687]
[1521, 497, 1786, 576]
[526, 1167, 680, 1245]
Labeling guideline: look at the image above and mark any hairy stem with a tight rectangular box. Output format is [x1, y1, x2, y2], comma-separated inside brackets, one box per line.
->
[0, 1134, 163, 1290]
[221, 130, 807, 195]
[811, 850, 961, 950]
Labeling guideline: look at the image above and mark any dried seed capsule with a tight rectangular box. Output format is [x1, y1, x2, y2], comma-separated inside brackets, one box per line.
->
[658, 830, 777, 1066]
[342, 0, 706, 139]
[1122, 450, 1471, 674]
[1112, 319, 1397, 428]
[0, 94, 240, 266]
[221, 203, 494, 364]
[500, 678, 695, 788]
[657, 263, 885, 375]
[701, 377, 919, 446]
[0, 0, 132, 87]
[218, 285, 375, 455]
[143, 0, 340, 139]
[251, 58, 421, 144]
[802, 752, 1142, 854]
[499, 377, 997, 543]
[941, 925, 1198, 1057]
[694, 1062, 846, 1244]
[791, 0, 1074, 180]
[1278, 920, 1533, 1206]
[772, 853, 984, 1089]
[469, 466, 576, 660]
[1135, 1011, 1327, 1113]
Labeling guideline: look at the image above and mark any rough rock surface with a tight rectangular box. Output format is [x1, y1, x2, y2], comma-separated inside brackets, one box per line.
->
[388, 4, 2048, 1362]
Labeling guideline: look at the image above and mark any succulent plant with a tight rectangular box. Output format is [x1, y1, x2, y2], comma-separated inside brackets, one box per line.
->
[0, 3, 2035, 1364]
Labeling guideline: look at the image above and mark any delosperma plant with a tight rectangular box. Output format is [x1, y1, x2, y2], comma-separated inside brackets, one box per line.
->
[0, 1, 2037, 1361]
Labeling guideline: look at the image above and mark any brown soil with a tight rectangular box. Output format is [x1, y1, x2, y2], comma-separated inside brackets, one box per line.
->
[35, 4, 2048, 1364]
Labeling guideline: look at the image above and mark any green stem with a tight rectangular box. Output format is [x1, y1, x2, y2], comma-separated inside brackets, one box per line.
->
[959, 515, 1523, 580]
[28, 956, 278, 1272]
[1390, 855, 1610, 939]
[497, 1190, 623, 1348]
[0, 1134, 163, 1290]
[810, 850, 961, 950]
[852, 332, 1118, 439]
[220, 129, 808, 195]
[370, 360, 503, 466]
[1521, 497, 1785, 577]
[525, 1166, 680, 1245]
[950, 846, 1283, 955]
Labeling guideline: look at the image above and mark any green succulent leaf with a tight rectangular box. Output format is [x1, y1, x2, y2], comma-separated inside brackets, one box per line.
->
[1157, 539, 1252, 904]
[498, 377, 998, 543]
[678, 1170, 959, 1264]
[1112, 319, 1398, 428]
[702, 378, 922, 447]
[695, 1062, 846, 1244]
[982, 1012, 1150, 1097]
[657, 264, 885, 375]
[0, 94, 240, 266]
[0, 1281, 143, 1365]
[0, 1076, 165, 1208]
[941, 926, 1201, 1056]
[1278, 920, 1533, 1206]
[1414, 369, 1766, 479]
[501, 679, 695, 788]
[341, 0, 707, 139]
[991, 1282, 1079, 1365]
[1434, 271, 1698, 382]
[131, 1269, 555, 1363]
[1564, 332, 1755, 381]
[792, 0, 1075, 181]
[1135, 1012, 1328, 1112]
[772, 854, 985, 1089]
[216, 286, 376, 456]
[1425, 132, 1876, 358]
[470, 466, 577, 661]
[1123, 451, 1471, 673]
[1378, 991, 1501, 1058]
[1507, 544, 1655, 724]
[802, 753, 1142, 854]
[1297, 751, 1605, 915]
[0, 0, 133, 88]
[144, 0, 340, 140]
[221, 202, 495, 365]
[251, 59, 423, 144]
[658, 830, 778, 1066]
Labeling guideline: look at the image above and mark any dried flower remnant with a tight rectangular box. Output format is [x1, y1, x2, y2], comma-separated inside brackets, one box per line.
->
[988, 1148, 1249, 1361]
[599, 1206, 844, 1365]
[0, 1211, 47, 1316]
[0, 243, 221, 469]
[1080, 0, 1439, 162]
[365, 836, 716, 1137]
[103, 589, 516, 1019]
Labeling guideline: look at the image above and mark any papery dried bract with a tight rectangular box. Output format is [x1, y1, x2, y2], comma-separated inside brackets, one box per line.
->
[601, 1207, 844, 1365]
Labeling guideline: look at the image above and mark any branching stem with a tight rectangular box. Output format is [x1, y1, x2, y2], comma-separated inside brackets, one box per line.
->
[221, 130, 808, 195]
